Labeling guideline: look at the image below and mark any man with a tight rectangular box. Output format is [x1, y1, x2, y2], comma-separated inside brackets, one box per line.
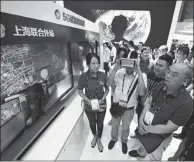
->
[172, 47, 193, 139]
[158, 45, 168, 58]
[168, 112, 193, 161]
[130, 54, 173, 138]
[123, 40, 135, 55]
[167, 51, 175, 59]
[78, 45, 87, 73]
[139, 46, 154, 74]
[150, 45, 169, 74]
[174, 46, 190, 64]
[145, 54, 173, 99]
[103, 42, 111, 75]
[107, 51, 147, 154]
[109, 42, 117, 65]
[152, 46, 159, 60]
[186, 46, 193, 63]
[137, 42, 144, 55]
[128, 63, 193, 160]
[108, 47, 128, 126]
[177, 124, 193, 161]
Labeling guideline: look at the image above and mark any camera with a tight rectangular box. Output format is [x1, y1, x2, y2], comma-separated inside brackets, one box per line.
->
[120, 58, 136, 67]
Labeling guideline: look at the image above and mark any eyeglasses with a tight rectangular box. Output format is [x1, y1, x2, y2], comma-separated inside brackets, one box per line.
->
[176, 53, 186, 56]
[165, 69, 179, 78]
[143, 51, 150, 54]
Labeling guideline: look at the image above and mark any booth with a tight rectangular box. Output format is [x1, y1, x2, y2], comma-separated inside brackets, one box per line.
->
[172, 21, 193, 47]
[1, 1, 99, 160]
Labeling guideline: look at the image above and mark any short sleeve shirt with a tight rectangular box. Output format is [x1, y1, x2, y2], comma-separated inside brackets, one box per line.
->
[150, 83, 193, 126]
[113, 68, 147, 108]
[77, 70, 108, 100]
[144, 71, 165, 100]
[136, 82, 193, 153]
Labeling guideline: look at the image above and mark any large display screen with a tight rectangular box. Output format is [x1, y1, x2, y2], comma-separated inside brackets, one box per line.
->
[1, 42, 72, 123]
[1, 43, 71, 98]
[63, 1, 177, 48]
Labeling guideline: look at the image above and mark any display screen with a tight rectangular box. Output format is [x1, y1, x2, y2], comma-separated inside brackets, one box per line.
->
[120, 58, 136, 67]
[64, 1, 176, 48]
[1, 43, 72, 102]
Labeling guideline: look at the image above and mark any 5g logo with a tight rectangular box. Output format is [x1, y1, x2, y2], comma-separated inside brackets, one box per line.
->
[55, 9, 61, 20]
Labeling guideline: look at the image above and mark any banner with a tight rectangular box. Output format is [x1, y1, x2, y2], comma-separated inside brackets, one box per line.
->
[1, 12, 99, 45]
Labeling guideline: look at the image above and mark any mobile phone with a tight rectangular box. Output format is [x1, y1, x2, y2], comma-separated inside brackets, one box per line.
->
[120, 58, 136, 67]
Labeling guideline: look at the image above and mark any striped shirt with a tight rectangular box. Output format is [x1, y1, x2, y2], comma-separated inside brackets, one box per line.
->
[144, 71, 165, 101]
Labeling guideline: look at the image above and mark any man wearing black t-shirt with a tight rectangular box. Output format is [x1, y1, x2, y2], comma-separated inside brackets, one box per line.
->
[131, 54, 173, 138]
[144, 54, 173, 103]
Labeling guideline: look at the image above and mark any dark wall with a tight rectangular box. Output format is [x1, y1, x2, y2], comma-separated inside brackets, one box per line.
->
[63, 1, 177, 48]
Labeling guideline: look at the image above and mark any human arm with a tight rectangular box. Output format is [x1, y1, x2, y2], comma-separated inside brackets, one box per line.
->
[106, 60, 120, 87]
[143, 104, 193, 134]
[99, 75, 110, 104]
[136, 60, 147, 96]
[112, 47, 117, 63]
[78, 90, 91, 105]
[143, 120, 179, 134]
[138, 96, 153, 135]
[77, 74, 91, 105]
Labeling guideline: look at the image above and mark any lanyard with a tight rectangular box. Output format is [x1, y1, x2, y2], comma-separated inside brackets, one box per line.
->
[151, 97, 172, 114]
[121, 73, 137, 95]
[145, 78, 165, 101]
[151, 87, 172, 114]
[151, 87, 184, 114]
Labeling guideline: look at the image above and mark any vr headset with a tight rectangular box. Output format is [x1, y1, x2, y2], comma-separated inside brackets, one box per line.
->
[120, 58, 136, 67]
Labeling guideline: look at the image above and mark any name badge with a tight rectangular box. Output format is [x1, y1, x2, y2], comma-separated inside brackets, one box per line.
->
[91, 99, 99, 111]
[144, 111, 154, 125]
[119, 95, 128, 107]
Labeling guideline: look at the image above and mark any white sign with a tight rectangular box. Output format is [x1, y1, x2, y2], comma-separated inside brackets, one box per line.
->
[13, 25, 54, 37]
[1, 1, 99, 33]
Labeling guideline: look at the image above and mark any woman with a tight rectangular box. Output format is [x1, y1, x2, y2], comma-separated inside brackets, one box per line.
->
[77, 53, 109, 152]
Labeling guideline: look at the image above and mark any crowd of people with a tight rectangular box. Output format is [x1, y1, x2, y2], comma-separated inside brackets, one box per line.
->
[77, 40, 193, 161]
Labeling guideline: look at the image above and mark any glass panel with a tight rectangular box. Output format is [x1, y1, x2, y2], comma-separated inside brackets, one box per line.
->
[0, 42, 73, 152]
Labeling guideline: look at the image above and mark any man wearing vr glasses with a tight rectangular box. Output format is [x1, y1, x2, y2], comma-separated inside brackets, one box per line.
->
[107, 51, 147, 154]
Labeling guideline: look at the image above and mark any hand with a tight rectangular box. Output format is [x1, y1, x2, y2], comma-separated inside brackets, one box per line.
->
[86, 100, 91, 106]
[138, 117, 145, 128]
[114, 59, 121, 70]
[143, 125, 152, 133]
[138, 118, 148, 135]
[98, 99, 104, 105]
[138, 127, 148, 135]
[135, 59, 141, 72]
[98, 108, 104, 112]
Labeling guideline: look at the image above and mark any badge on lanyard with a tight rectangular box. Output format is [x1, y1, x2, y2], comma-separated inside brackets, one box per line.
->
[144, 110, 154, 125]
[91, 99, 99, 110]
[119, 95, 128, 107]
